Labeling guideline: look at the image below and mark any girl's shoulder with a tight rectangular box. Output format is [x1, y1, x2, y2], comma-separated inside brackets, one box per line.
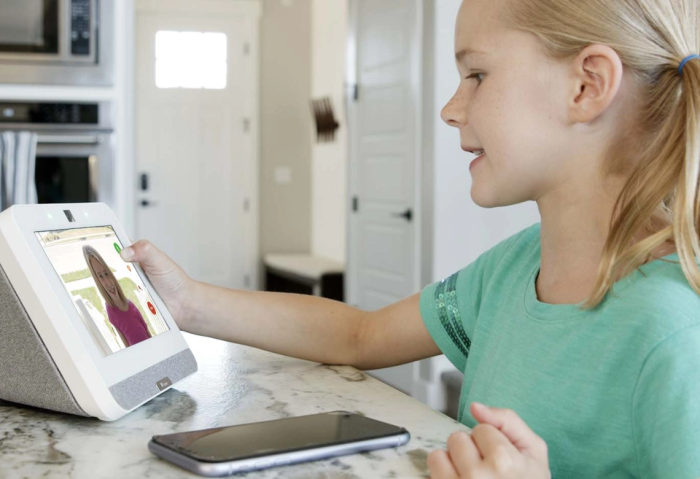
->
[447, 223, 541, 307]
[618, 254, 700, 304]
[610, 255, 700, 340]
[497, 222, 540, 253]
[472, 222, 541, 272]
[478, 222, 541, 279]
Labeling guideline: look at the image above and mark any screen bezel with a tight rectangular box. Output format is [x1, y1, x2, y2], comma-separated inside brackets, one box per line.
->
[152, 411, 409, 463]
[14, 203, 188, 386]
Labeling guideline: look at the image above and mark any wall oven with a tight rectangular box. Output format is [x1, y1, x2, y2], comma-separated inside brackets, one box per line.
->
[0, 0, 114, 86]
[0, 100, 114, 207]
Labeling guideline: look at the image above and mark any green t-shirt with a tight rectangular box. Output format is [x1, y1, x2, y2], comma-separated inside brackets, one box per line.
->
[420, 223, 700, 479]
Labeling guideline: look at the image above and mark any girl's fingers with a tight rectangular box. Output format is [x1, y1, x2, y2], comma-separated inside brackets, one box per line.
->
[427, 449, 460, 479]
[446, 431, 482, 474]
[470, 423, 519, 469]
[470, 402, 546, 456]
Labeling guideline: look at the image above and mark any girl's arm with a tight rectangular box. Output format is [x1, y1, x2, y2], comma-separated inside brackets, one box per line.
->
[186, 285, 440, 370]
[121, 241, 441, 370]
[106, 307, 130, 347]
[117, 329, 129, 347]
[131, 303, 153, 337]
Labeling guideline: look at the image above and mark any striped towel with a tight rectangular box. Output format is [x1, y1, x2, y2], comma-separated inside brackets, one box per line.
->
[0, 131, 38, 211]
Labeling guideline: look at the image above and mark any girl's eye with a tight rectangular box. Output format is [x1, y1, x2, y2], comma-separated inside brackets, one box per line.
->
[465, 72, 484, 84]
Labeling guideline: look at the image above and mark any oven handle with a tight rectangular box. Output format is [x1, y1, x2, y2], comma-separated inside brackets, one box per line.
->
[37, 134, 104, 145]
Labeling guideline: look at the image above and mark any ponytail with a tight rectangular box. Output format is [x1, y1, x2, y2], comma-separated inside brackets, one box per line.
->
[669, 55, 700, 302]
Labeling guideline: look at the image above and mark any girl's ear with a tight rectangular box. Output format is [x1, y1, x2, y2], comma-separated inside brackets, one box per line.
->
[567, 44, 623, 124]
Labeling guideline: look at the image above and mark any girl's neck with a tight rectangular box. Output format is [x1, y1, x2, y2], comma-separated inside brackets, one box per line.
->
[114, 297, 129, 312]
[535, 176, 674, 305]
[535, 239, 675, 305]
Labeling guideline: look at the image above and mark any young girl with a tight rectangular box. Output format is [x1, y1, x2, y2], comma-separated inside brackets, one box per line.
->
[119, 0, 700, 476]
[83, 245, 152, 348]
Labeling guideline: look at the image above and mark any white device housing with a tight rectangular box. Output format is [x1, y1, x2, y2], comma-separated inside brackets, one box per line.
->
[0, 203, 197, 421]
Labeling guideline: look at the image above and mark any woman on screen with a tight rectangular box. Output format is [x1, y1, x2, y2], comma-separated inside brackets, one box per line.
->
[82, 245, 152, 348]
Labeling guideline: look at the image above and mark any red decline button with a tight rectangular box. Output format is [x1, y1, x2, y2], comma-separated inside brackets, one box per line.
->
[148, 302, 156, 315]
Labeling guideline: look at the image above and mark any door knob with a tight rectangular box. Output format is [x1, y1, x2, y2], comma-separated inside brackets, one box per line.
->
[391, 208, 413, 222]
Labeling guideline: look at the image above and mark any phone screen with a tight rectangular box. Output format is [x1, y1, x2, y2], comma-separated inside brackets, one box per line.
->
[153, 412, 407, 462]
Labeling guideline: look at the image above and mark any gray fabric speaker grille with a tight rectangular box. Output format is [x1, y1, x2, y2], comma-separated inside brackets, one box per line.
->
[108, 348, 196, 411]
[0, 263, 89, 416]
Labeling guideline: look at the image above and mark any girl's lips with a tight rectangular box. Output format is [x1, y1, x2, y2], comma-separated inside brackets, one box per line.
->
[469, 152, 485, 170]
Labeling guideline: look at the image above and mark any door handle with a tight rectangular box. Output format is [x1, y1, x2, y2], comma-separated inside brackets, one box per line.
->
[391, 208, 413, 222]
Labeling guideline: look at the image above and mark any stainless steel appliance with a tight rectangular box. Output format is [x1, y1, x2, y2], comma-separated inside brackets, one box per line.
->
[0, 0, 114, 86]
[0, 100, 114, 206]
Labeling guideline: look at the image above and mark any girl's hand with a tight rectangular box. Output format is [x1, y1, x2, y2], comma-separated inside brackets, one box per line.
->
[427, 402, 551, 479]
[120, 240, 196, 329]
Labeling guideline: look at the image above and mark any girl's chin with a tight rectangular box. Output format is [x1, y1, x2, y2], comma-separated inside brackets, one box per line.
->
[470, 188, 498, 208]
[470, 187, 515, 209]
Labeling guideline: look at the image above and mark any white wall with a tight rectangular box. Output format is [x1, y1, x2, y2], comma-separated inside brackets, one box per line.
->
[310, 0, 348, 263]
[114, 0, 136, 238]
[421, 0, 541, 409]
[259, 0, 313, 259]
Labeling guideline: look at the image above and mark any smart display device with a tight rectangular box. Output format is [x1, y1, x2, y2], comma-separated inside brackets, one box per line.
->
[0, 203, 197, 420]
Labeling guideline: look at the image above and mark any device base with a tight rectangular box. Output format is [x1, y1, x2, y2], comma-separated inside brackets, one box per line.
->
[0, 263, 89, 417]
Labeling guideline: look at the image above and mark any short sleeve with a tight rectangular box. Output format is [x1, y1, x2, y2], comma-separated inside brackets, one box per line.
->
[632, 325, 700, 479]
[419, 228, 531, 372]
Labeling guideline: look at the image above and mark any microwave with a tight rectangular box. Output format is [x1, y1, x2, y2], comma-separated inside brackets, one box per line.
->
[0, 0, 113, 86]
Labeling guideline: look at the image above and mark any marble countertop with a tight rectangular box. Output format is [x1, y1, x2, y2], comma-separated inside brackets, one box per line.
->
[0, 333, 468, 478]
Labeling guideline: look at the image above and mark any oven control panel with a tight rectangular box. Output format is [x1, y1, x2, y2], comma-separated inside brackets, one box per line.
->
[0, 102, 99, 125]
[71, 0, 92, 56]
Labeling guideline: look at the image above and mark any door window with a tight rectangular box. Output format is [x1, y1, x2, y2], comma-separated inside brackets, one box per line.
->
[155, 30, 227, 89]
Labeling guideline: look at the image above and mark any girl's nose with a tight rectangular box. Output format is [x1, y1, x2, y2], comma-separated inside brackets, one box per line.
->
[440, 88, 468, 128]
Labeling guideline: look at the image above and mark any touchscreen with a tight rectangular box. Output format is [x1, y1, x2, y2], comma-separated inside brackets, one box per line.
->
[35, 226, 169, 356]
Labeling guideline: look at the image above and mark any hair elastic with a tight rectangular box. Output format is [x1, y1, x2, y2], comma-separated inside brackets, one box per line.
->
[679, 54, 700, 75]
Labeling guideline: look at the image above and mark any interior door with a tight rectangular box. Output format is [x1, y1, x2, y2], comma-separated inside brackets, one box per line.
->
[136, 5, 256, 289]
[348, 0, 423, 394]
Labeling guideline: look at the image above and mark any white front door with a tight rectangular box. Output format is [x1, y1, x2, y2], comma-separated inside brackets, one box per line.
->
[347, 0, 423, 394]
[135, 2, 259, 289]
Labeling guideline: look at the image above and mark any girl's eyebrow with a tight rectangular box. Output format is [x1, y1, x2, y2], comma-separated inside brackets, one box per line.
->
[455, 48, 487, 63]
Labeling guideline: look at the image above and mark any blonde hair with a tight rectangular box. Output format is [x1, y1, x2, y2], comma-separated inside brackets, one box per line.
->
[82, 245, 127, 309]
[502, 0, 700, 308]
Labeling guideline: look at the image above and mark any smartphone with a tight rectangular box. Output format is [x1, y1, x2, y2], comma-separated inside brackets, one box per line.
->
[148, 411, 411, 476]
